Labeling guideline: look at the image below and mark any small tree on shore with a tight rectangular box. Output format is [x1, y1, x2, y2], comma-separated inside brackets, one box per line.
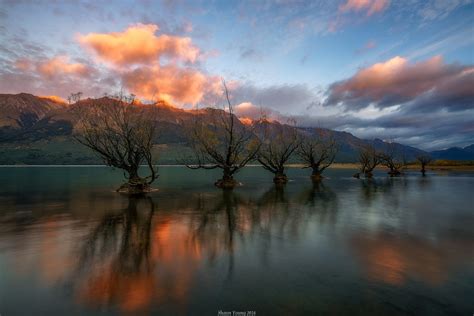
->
[186, 82, 261, 189]
[416, 154, 432, 175]
[298, 130, 338, 181]
[73, 93, 159, 194]
[354, 144, 382, 179]
[257, 120, 301, 184]
[381, 142, 406, 176]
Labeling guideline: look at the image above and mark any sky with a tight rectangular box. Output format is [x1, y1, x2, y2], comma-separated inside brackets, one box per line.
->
[0, 0, 473, 150]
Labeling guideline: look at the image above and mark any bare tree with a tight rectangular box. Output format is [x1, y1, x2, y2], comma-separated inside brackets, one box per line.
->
[298, 129, 338, 181]
[354, 144, 382, 179]
[186, 82, 261, 189]
[257, 119, 301, 184]
[67, 92, 83, 105]
[73, 93, 159, 194]
[380, 142, 406, 176]
[416, 154, 432, 175]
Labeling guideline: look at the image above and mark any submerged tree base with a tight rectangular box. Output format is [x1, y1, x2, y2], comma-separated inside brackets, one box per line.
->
[116, 178, 155, 195]
[215, 178, 239, 189]
[388, 170, 402, 176]
[273, 174, 288, 184]
[311, 173, 324, 182]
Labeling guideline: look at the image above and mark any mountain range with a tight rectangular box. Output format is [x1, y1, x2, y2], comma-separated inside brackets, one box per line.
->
[0, 93, 470, 165]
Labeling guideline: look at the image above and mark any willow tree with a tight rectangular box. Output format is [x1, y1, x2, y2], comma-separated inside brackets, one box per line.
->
[186, 83, 261, 189]
[73, 94, 159, 194]
[257, 120, 301, 184]
[416, 154, 432, 175]
[298, 130, 338, 181]
[381, 142, 406, 176]
[354, 144, 382, 179]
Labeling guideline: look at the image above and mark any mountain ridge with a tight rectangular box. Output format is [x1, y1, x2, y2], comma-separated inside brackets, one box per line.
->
[0, 93, 437, 165]
[430, 145, 474, 160]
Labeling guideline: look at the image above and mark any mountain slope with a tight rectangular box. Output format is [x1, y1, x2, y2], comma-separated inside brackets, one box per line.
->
[0, 93, 430, 164]
[430, 145, 474, 160]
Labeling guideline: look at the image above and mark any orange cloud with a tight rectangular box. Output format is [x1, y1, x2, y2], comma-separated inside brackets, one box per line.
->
[78, 24, 200, 67]
[339, 0, 389, 16]
[239, 117, 253, 125]
[234, 101, 280, 122]
[40, 95, 66, 104]
[121, 65, 220, 104]
[37, 56, 89, 78]
[14, 58, 33, 71]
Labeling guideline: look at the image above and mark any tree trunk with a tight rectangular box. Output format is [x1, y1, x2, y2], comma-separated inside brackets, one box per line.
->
[273, 172, 288, 184]
[117, 167, 151, 194]
[215, 167, 238, 189]
[128, 168, 140, 183]
[388, 167, 401, 176]
[421, 164, 426, 174]
[311, 166, 323, 181]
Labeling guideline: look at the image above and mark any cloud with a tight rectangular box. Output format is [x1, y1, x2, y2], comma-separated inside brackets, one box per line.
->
[121, 65, 220, 104]
[37, 56, 90, 79]
[14, 56, 92, 79]
[78, 23, 200, 67]
[230, 83, 319, 114]
[339, 0, 390, 16]
[355, 40, 376, 54]
[1, 53, 112, 99]
[417, 0, 471, 21]
[325, 55, 474, 112]
[75, 23, 221, 105]
[233, 101, 282, 121]
[40, 95, 66, 103]
[239, 47, 262, 61]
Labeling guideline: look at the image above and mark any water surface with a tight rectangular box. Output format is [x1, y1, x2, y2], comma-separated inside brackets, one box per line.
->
[0, 167, 473, 315]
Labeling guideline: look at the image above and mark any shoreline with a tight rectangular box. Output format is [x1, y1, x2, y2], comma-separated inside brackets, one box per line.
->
[1, 163, 473, 171]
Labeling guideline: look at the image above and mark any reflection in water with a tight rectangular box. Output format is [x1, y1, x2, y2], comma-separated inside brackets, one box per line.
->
[75, 198, 157, 312]
[298, 181, 338, 224]
[351, 232, 474, 287]
[0, 168, 473, 315]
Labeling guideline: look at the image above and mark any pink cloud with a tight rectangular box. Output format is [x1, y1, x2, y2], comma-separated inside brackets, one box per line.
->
[339, 0, 390, 16]
[37, 56, 90, 79]
[15, 56, 92, 79]
[326, 55, 474, 111]
[78, 24, 200, 67]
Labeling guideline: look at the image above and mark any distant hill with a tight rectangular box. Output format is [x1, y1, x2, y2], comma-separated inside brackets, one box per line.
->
[0, 93, 430, 165]
[430, 145, 474, 160]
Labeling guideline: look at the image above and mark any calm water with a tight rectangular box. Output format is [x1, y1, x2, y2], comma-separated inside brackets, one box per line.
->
[0, 166, 473, 315]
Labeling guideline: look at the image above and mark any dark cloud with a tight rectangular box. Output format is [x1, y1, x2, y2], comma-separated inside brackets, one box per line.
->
[230, 82, 319, 114]
[325, 55, 474, 113]
[293, 107, 474, 150]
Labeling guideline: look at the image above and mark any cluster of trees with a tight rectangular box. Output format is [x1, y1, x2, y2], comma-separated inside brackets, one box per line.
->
[353, 143, 432, 179]
[183, 83, 338, 188]
[72, 86, 432, 194]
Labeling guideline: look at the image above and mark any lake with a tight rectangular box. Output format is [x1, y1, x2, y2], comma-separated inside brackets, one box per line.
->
[0, 166, 473, 315]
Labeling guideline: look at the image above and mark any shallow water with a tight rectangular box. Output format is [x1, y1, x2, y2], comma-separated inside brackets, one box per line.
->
[0, 166, 473, 315]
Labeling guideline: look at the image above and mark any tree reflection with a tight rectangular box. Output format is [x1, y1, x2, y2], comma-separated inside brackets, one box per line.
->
[78, 185, 322, 300]
[78, 197, 155, 274]
[296, 181, 339, 225]
[74, 197, 158, 313]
